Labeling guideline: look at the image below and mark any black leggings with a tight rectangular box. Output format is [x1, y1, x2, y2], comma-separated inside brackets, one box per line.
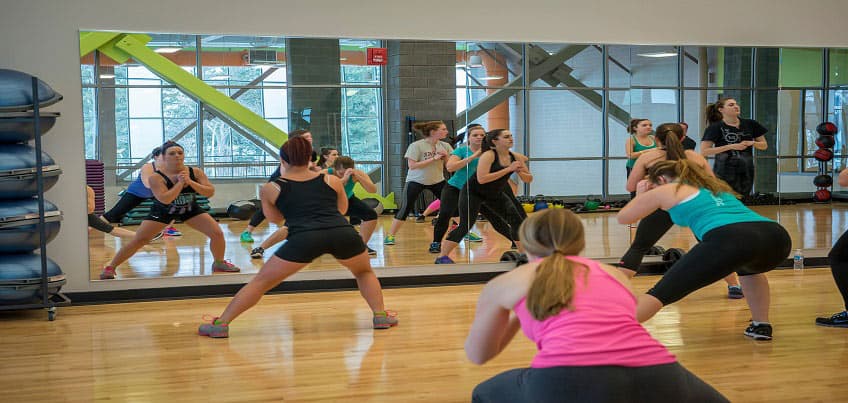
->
[102, 192, 148, 223]
[88, 213, 115, 234]
[714, 152, 755, 196]
[619, 209, 674, 272]
[626, 166, 636, 199]
[346, 195, 378, 222]
[446, 188, 523, 243]
[395, 181, 445, 221]
[472, 362, 728, 403]
[648, 221, 791, 305]
[828, 229, 848, 310]
[433, 184, 515, 243]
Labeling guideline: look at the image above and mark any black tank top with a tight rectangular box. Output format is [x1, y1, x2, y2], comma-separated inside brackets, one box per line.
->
[273, 174, 350, 235]
[153, 167, 198, 214]
[469, 150, 516, 196]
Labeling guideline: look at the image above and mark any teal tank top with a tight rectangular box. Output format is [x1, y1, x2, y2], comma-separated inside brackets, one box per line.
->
[327, 168, 356, 198]
[668, 188, 772, 239]
[447, 145, 479, 189]
[627, 135, 657, 168]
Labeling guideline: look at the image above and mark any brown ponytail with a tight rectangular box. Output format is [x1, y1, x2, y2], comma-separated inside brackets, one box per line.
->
[413, 121, 446, 138]
[654, 123, 686, 161]
[520, 209, 587, 321]
[648, 160, 736, 196]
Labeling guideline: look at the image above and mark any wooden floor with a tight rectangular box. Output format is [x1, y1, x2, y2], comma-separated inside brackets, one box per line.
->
[1, 269, 846, 401]
[88, 203, 848, 280]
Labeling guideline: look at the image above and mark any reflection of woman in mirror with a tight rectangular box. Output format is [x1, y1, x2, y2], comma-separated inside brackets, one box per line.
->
[625, 118, 656, 199]
[677, 122, 698, 150]
[100, 146, 181, 237]
[622, 124, 743, 298]
[436, 129, 532, 264]
[199, 137, 397, 338]
[618, 159, 790, 340]
[316, 147, 339, 170]
[383, 121, 453, 246]
[328, 156, 379, 255]
[241, 129, 314, 245]
[817, 168, 848, 328]
[465, 209, 727, 402]
[430, 125, 506, 253]
[99, 141, 240, 280]
[700, 98, 768, 196]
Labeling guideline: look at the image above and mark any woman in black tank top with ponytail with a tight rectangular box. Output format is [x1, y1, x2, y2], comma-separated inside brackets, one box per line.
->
[198, 137, 397, 338]
[435, 129, 533, 264]
[99, 141, 239, 280]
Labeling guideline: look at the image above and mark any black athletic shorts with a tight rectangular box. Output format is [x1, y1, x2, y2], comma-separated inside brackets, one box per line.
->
[274, 226, 366, 263]
[146, 202, 206, 224]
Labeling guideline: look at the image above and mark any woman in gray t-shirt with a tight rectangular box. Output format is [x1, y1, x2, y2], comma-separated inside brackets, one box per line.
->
[383, 120, 453, 246]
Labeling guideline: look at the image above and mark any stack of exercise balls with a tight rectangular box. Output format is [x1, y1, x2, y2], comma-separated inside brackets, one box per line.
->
[813, 122, 838, 202]
[0, 68, 65, 303]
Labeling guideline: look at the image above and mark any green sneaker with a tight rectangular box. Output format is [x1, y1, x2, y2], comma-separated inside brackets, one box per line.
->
[384, 234, 396, 245]
[373, 310, 398, 329]
[240, 231, 254, 243]
[464, 232, 483, 242]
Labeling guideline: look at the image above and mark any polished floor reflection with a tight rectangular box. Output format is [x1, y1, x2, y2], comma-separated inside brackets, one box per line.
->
[88, 203, 848, 280]
[2, 269, 846, 401]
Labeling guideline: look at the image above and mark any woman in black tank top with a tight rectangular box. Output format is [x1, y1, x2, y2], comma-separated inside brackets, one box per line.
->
[435, 129, 533, 264]
[198, 137, 397, 338]
[99, 141, 240, 280]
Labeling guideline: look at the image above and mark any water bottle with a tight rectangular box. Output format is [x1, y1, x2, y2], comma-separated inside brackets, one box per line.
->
[793, 249, 804, 271]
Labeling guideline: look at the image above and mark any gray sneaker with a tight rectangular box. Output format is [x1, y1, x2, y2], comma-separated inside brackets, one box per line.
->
[198, 316, 229, 338]
[373, 310, 398, 329]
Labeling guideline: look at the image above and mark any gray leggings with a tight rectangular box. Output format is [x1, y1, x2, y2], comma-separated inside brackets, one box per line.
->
[472, 362, 728, 403]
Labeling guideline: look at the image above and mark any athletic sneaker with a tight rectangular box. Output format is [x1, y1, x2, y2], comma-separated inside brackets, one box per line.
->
[367, 247, 377, 256]
[250, 247, 265, 259]
[510, 241, 518, 250]
[815, 311, 848, 328]
[99, 266, 116, 280]
[373, 310, 398, 329]
[429, 242, 441, 253]
[728, 285, 744, 299]
[383, 235, 396, 245]
[164, 226, 182, 237]
[415, 215, 425, 223]
[465, 232, 483, 242]
[240, 231, 254, 243]
[434, 256, 455, 264]
[198, 316, 229, 338]
[744, 322, 773, 340]
[149, 232, 164, 243]
[212, 260, 240, 273]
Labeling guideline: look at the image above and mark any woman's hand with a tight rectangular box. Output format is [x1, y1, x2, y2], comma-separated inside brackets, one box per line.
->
[636, 179, 655, 195]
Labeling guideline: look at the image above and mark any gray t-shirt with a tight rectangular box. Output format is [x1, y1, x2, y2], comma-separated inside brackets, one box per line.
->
[404, 139, 454, 185]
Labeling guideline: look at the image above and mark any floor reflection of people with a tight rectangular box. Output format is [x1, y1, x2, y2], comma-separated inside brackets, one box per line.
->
[465, 209, 727, 402]
[99, 141, 240, 280]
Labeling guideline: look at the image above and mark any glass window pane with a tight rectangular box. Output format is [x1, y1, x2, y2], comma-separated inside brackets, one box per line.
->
[530, 44, 602, 88]
[129, 119, 164, 160]
[529, 160, 603, 196]
[827, 89, 848, 171]
[608, 159, 628, 196]
[684, 47, 753, 88]
[607, 89, 679, 156]
[457, 91, 524, 153]
[529, 89, 602, 158]
[609, 45, 678, 88]
[830, 48, 848, 86]
[127, 87, 162, 118]
[778, 48, 823, 87]
[461, 42, 523, 88]
[263, 88, 287, 118]
[340, 38, 382, 85]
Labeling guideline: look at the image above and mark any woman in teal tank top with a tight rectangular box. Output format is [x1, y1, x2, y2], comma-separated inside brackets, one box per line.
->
[625, 119, 656, 198]
[618, 159, 791, 341]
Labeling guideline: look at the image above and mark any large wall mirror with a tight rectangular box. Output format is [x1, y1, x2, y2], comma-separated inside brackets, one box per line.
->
[80, 31, 848, 281]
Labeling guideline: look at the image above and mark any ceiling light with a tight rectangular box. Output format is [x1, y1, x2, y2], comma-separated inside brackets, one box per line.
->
[479, 76, 503, 81]
[637, 52, 677, 58]
[99, 74, 115, 79]
[154, 47, 182, 54]
[468, 55, 483, 68]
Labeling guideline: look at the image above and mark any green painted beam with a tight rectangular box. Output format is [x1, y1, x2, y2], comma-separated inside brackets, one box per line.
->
[112, 34, 287, 147]
[96, 33, 152, 64]
[79, 31, 123, 58]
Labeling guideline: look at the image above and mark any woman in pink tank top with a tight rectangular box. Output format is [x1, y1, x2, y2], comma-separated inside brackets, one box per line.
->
[465, 209, 727, 403]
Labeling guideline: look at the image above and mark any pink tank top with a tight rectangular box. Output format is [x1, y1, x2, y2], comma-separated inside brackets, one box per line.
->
[514, 255, 676, 368]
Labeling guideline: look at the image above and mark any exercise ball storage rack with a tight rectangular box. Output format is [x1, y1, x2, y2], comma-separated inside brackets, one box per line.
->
[0, 76, 70, 320]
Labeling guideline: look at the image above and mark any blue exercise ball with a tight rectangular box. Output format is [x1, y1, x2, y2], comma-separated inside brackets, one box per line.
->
[0, 144, 61, 199]
[0, 198, 62, 253]
[0, 112, 58, 143]
[0, 253, 65, 304]
[0, 69, 63, 112]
